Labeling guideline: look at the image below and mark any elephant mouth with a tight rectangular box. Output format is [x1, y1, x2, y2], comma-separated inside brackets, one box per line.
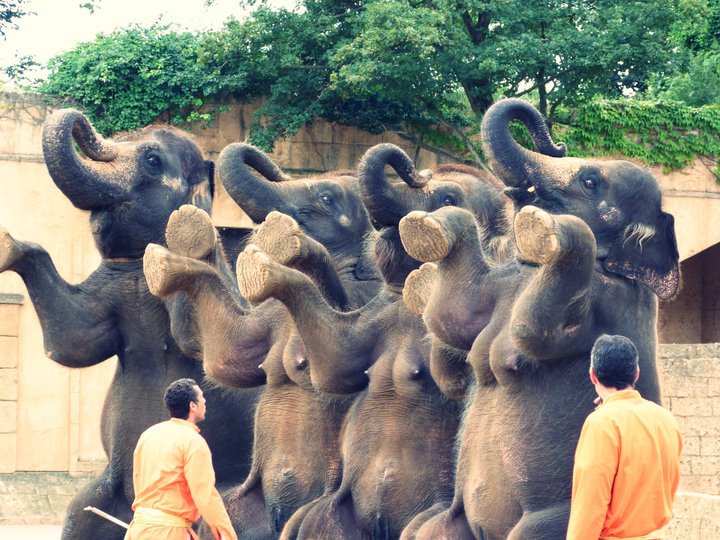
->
[504, 185, 538, 206]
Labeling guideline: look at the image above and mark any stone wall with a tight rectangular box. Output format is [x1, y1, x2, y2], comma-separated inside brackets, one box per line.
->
[661, 344, 720, 496]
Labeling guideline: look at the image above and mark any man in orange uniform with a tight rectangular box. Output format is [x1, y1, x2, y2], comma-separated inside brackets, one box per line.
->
[124, 378, 238, 540]
[567, 335, 682, 540]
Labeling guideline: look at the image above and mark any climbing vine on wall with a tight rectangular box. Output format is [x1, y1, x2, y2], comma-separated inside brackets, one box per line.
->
[556, 100, 720, 177]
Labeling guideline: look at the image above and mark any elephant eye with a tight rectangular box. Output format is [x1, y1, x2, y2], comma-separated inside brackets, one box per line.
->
[582, 176, 597, 189]
[441, 194, 456, 206]
[320, 194, 333, 205]
[146, 154, 162, 169]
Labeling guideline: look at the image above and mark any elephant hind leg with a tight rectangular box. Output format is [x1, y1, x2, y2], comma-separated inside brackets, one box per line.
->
[506, 502, 570, 540]
[165, 204, 217, 260]
[215, 481, 273, 540]
[61, 471, 131, 540]
[296, 493, 364, 540]
[404, 504, 476, 540]
[0, 226, 25, 273]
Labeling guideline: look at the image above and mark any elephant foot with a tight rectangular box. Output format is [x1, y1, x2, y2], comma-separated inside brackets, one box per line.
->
[0, 225, 23, 272]
[236, 245, 285, 302]
[165, 204, 217, 259]
[514, 206, 560, 265]
[253, 211, 306, 265]
[143, 243, 215, 297]
[403, 262, 438, 315]
[399, 211, 451, 262]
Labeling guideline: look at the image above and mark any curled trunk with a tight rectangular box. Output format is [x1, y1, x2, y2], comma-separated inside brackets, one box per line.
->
[358, 144, 429, 227]
[481, 98, 566, 189]
[217, 143, 293, 223]
[42, 109, 126, 210]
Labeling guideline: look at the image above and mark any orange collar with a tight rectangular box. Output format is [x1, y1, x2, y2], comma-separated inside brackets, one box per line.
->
[170, 417, 200, 433]
[602, 389, 641, 405]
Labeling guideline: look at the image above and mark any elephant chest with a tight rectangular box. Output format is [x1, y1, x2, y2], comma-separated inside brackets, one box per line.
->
[344, 393, 458, 524]
[255, 387, 350, 507]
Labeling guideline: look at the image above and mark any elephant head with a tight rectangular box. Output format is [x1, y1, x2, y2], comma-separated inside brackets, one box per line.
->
[481, 98, 679, 300]
[217, 143, 371, 265]
[42, 109, 214, 259]
[358, 143, 510, 284]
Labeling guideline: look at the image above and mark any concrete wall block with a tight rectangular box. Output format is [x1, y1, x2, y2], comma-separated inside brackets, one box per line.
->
[700, 437, 720, 457]
[0, 433, 16, 473]
[683, 435, 701, 456]
[688, 457, 720, 477]
[0, 336, 18, 368]
[0, 401, 17, 433]
[663, 375, 706, 398]
[708, 377, 720, 398]
[0, 369, 18, 401]
[671, 397, 714, 417]
[665, 492, 720, 540]
[682, 474, 720, 496]
[0, 304, 20, 337]
[680, 415, 720, 438]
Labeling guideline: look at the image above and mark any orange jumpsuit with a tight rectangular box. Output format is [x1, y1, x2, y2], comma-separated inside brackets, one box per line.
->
[566, 389, 682, 540]
[124, 418, 238, 540]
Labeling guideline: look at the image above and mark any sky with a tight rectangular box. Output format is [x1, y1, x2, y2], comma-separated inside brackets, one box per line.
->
[1, 0, 297, 81]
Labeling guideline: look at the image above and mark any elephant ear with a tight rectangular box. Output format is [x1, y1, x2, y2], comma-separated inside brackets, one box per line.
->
[603, 211, 680, 300]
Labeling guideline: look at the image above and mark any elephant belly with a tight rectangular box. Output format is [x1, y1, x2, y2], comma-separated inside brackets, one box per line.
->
[459, 400, 520, 539]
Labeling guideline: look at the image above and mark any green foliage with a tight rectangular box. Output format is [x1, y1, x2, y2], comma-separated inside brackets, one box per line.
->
[556, 100, 720, 175]
[0, 0, 29, 38]
[35, 0, 717, 172]
[39, 25, 214, 135]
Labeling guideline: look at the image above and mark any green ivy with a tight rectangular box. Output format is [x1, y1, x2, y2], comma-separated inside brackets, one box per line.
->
[556, 99, 720, 177]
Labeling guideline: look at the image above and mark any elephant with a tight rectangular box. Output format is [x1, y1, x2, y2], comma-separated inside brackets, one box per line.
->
[397, 98, 680, 540]
[234, 143, 512, 539]
[0, 109, 259, 540]
[143, 144, 383, 538]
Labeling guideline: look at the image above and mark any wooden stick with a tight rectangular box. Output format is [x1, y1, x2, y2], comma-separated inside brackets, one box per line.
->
[83, 506, 130, 529]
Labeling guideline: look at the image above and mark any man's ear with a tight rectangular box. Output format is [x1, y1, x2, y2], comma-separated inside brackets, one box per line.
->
[634, 366, 640, 384]
[589, 367, 599, 385]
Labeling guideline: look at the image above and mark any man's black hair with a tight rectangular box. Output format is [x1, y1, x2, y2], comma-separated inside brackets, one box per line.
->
[590, 334, 638, 389]
[164, 378, 200, 419]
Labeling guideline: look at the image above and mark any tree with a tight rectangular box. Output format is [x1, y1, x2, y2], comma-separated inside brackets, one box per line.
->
[39, 25, 214, 135]
[645, 0, 720, 106]
[40, 0, 686, 164]
[0, 0, 28, 38]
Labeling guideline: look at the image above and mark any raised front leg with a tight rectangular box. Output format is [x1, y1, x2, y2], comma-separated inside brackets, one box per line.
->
[399, 207, 493, 351]
[253, 211, 350, 309]
[0, 226, 119, 366]
[510, 206, 596, 360]
[403, 262, 437, 316]
[143, 243, 269, 387]
[236, 245, 383, 393]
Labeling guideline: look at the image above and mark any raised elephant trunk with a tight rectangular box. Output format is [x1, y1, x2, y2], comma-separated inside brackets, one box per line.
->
[481, 98, 567, 189]
[217, 143, 294, 224]
[42, 109, 126, 210]
[358, 144, 429, 227]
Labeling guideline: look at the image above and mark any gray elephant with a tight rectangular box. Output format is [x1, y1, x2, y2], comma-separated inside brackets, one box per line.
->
[234, 143, 512, 539]
[0, 110, 259, 540]
[143, 143, 382, 538]
[398, 98, 679, 540]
